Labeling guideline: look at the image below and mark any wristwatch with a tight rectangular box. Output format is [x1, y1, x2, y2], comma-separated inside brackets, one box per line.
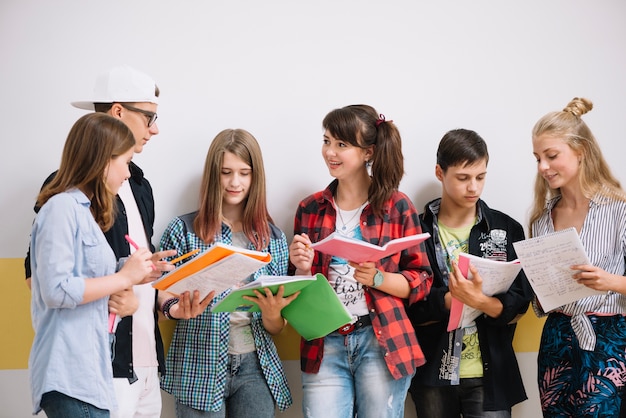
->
[372, 269, 384, 288]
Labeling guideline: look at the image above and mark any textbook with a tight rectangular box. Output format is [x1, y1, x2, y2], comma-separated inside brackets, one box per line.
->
[512, 227, 605, 312]
[212, 273, 353, 341]
[152, 243, 271, 298]
[447, 253, 522, 331]
[310, 232, 431, 263]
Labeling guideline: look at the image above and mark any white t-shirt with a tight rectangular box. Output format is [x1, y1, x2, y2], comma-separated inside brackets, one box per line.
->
[228, 231, 256, 354]
[118, 181, 158, 368]
[328, 202, 368, 317]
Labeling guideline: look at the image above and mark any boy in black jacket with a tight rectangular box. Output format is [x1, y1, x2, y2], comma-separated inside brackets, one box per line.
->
[407, 129, 533, 417]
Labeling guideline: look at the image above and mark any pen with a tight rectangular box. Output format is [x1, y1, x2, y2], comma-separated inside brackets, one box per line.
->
[124, 234, 139, 250]
[169, 249, 200, 264]
[113, 233, 141, 331]
[108, 312, 118, 333]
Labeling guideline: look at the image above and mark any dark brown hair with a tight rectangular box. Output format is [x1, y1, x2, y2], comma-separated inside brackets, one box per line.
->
[322, 104, 404, 216]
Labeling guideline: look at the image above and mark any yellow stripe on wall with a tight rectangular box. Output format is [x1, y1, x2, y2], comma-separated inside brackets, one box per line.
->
[1, 257, 543, 370]
[1, 258, 33, 370]
[513, 308, 546, 352]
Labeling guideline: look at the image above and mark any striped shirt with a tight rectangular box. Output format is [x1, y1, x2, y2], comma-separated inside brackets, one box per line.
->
[159, 213, 292, 412]
[532, 194, 626, 350]
[290, 180, 433, 379]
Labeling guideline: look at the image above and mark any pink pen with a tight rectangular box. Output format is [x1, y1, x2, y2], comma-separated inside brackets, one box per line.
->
[108, 312, 118, 333]
[124, 234, 140, 250]
[109, 235, 141, 333]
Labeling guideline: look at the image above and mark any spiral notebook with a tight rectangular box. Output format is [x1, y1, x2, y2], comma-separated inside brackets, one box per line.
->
[512, 227, 605, 312]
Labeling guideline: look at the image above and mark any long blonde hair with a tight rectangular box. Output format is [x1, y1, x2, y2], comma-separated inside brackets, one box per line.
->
[528, 97, 625, 233]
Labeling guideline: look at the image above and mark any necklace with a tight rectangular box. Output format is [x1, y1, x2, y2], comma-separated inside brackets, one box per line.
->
[336, 201, 367, 231]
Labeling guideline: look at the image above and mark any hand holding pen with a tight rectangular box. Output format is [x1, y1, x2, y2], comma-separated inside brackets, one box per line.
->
[124, 235, 178, 278]
[145, 249, 198, 278]
[289, 233, 314, 275]
[122, 235, 157, 284]
[108, 240, 153, 333]
[169, 249, 200, 265]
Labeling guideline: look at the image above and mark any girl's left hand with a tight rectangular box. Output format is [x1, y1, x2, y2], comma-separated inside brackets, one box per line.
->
[246, 286, 299, 335]
[350, 261, 378, 287]
[108, 287, 139, 317]
[244, 285, 299, 316]
[571, 264, 618, 292]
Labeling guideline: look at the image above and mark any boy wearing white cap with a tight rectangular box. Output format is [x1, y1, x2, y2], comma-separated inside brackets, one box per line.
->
[26, 66, 211, 417]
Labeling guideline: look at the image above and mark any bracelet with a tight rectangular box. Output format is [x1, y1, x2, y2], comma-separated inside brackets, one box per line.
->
[161, 297, 179, 320]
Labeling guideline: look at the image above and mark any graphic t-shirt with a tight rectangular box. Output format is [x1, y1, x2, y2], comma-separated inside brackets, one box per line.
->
[327, 202, 368, 317]
[438, 220, 483, 379]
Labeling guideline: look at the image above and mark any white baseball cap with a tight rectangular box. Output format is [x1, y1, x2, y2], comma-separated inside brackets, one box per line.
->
[71, 65, 159, 110]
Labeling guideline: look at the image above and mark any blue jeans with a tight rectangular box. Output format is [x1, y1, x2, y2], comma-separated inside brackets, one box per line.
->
[175, 351, 275, 418]
[409, 378, 511, 418]
[302, 326, 412, 418]
[40, 391, 110, 418]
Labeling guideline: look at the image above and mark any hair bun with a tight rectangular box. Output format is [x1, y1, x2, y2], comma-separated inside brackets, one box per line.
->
[563, 97, 593, 117]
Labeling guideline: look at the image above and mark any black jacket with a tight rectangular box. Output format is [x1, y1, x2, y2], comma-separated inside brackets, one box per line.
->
[407, 198, 533, 411]
[26, 162, 165, 378]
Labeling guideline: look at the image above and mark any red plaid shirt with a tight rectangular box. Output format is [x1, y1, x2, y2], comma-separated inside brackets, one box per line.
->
[290, 180, 432, 379]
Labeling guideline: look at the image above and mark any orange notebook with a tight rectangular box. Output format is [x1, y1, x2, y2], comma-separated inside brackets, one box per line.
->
[152, 243, 271, 298]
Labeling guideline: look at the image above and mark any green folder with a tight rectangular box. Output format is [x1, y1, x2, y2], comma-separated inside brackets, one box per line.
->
[211, 275, 317, 313]
[211, 273, 352, 341]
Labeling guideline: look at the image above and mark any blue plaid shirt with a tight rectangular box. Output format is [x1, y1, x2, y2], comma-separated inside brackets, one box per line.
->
[159, 212, 292, 412]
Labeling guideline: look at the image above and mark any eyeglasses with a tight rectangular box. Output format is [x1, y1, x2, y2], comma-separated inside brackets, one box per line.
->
[120, 104, 158, 127]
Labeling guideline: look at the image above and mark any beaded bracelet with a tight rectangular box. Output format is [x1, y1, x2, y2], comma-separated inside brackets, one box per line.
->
[161, 297, 180, 320]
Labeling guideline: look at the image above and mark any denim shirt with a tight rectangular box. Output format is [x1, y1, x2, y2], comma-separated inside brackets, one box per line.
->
[25, 162, 165, 379]
[29, 189, 117, 414]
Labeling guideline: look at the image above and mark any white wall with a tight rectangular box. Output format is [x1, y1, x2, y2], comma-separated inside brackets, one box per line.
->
[1, 1, 625, 417]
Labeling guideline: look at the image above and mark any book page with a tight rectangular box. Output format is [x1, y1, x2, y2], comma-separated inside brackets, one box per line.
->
[448, 253, 522, 331]
[310, 232, 430, 263]
[164, 253, 266, 298]
[236, 275, 317, 290]
[512, 227, 604, 312]
[211, 275, 318, 313]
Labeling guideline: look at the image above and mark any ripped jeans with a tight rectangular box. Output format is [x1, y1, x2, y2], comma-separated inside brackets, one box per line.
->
[301, 326, 412, 418]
